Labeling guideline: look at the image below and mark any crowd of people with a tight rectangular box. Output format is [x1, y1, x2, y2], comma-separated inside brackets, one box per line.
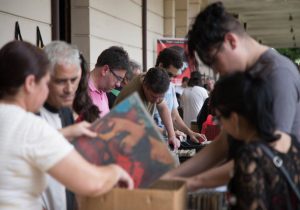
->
[0, 1, 300, 210]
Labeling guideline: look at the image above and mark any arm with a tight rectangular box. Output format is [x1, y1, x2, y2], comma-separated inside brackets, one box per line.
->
[171, 108, 206, 143]
[183, 160, 233, 191]
[157, 101, 180, 149]
[163, 129, 229, 177]
[48, 150, 134, 196]
[59, 121, 97, 141]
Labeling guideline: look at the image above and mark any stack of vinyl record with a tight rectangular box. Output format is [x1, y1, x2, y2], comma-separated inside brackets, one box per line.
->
[187, 189, 227, 210]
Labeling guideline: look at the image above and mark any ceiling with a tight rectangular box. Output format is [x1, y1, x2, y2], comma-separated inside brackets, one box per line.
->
[208, 0, 300, 49]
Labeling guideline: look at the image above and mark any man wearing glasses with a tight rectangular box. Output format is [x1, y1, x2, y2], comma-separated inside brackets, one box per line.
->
[153, 48, 206, 144]
[163, 2, 300, 191]
[88, 46, 130, 117]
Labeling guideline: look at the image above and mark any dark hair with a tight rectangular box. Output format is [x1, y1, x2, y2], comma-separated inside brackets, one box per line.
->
[168, 46, 188, 63]
[188, 71, 203, 87]
[0, 41, 49, 99]
[143, 67, 170, 94]
[73, 54, 100, 122]
[182, 77, 189, 83]
[187, 2, 245, 65]
[155, 48, 183, 69]
[96, 46, 130, 71]
[210, 72, 278, 143]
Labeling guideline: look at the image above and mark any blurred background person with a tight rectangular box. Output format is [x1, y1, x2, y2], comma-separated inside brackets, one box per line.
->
[107, 59, 142, 108]
[181, 71, 208, 128]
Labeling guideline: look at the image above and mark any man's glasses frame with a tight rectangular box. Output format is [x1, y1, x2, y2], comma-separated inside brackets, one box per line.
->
[201, 42, 223, 67]
[109, 67, 124, 82]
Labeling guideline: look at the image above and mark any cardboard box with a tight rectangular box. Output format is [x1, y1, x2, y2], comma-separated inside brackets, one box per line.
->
[80, 180, 187, 210]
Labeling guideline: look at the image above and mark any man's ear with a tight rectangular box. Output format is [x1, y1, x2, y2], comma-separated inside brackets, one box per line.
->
[101, 64, 109, 76]
[231, 112, 239, 127]
[24, 75, 36, 94]
[224, 32, 238, 50]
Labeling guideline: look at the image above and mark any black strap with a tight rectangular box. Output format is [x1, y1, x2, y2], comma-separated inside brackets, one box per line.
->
[36, 26, 44, 48]
[14, 21, 23, 41]
[260, 143, 300, 200]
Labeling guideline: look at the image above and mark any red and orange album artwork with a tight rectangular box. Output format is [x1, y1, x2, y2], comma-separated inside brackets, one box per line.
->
[73, 93, 176, 188]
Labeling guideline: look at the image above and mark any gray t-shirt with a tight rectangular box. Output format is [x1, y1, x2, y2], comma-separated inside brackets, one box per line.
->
[249, 48, 300, 139]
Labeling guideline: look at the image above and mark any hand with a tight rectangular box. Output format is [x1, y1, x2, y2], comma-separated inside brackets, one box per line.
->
[60, 121, 97, 140]
[175, 130, 186, 142]
[188, 131, 207, 143]
[168, 136, 181, 150]
[113, 165, 134, 189]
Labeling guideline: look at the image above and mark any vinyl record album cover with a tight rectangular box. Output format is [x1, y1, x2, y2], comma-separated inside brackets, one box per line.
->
[73, 92, 176, 188]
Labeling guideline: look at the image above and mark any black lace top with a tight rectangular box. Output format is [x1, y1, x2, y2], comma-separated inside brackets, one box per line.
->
[228, 136, 300, 210]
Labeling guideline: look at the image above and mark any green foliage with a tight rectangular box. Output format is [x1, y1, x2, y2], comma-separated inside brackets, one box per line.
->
[276, 48, 300, 64]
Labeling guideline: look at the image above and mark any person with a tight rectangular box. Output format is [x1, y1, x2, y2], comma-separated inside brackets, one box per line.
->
[181, 71, 208, 128]
[197, 77, 216, 133]
[175, 76, 189, 96]
[73, 54, 100, 122]
[122, 59, 142, 86]
[107, 59, 142, 108]
[163, 1, 300, 190]
[176, 76, 189, 118]
[203, 77, 215, 94]
[40, 41, 98, 210]
[153, 48, 205, 143]
[88, 46, 130, 117]
[0, 40, 133, 210]
[207, 72, 300, 209]
[114, 67, 181, 150]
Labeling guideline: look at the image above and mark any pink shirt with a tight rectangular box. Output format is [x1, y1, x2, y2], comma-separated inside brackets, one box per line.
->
[88, 78, 109, 117]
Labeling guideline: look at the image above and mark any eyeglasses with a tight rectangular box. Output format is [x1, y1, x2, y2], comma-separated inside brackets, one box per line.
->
[109, 67, 124, 82]
[201, 42, 223, 67]
[167, 72, 176, 78]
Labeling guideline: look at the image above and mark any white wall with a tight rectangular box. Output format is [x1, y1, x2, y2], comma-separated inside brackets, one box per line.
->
[147, 0, 164, 69]
[0, 0, 51, 48]
[71, 0, 165, 70]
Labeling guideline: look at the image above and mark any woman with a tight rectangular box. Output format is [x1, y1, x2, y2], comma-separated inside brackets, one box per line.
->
[73, 53, 100, 122]
[0, 41, 133, 209]
[209, 72, 300, 210]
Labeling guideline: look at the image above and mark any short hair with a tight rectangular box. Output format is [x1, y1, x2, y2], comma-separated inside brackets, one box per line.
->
[0, 41, 49, 99]
[96, 46, 130, 72]
[210, 72, 278, 143]
[143, 67, 170, 94]
[44, 41, 80, 74]
[188, 71, 202, 87]
[155, 48, 183, 69]
[187, 2, 245, 66]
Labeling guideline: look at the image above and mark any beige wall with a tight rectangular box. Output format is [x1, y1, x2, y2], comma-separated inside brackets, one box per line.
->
[0, 0, 51, 48]
[0, 0, 212, 76]
[71, 0, 165, 70]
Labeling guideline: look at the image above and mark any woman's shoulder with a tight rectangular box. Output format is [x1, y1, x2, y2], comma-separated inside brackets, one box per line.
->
[235, 142, 264, 160]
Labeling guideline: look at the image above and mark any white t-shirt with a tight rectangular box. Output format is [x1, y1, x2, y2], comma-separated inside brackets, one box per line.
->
[0, 104, 73, 210]
[39, 106, 67, 210]
[181, 86, 209, 127]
